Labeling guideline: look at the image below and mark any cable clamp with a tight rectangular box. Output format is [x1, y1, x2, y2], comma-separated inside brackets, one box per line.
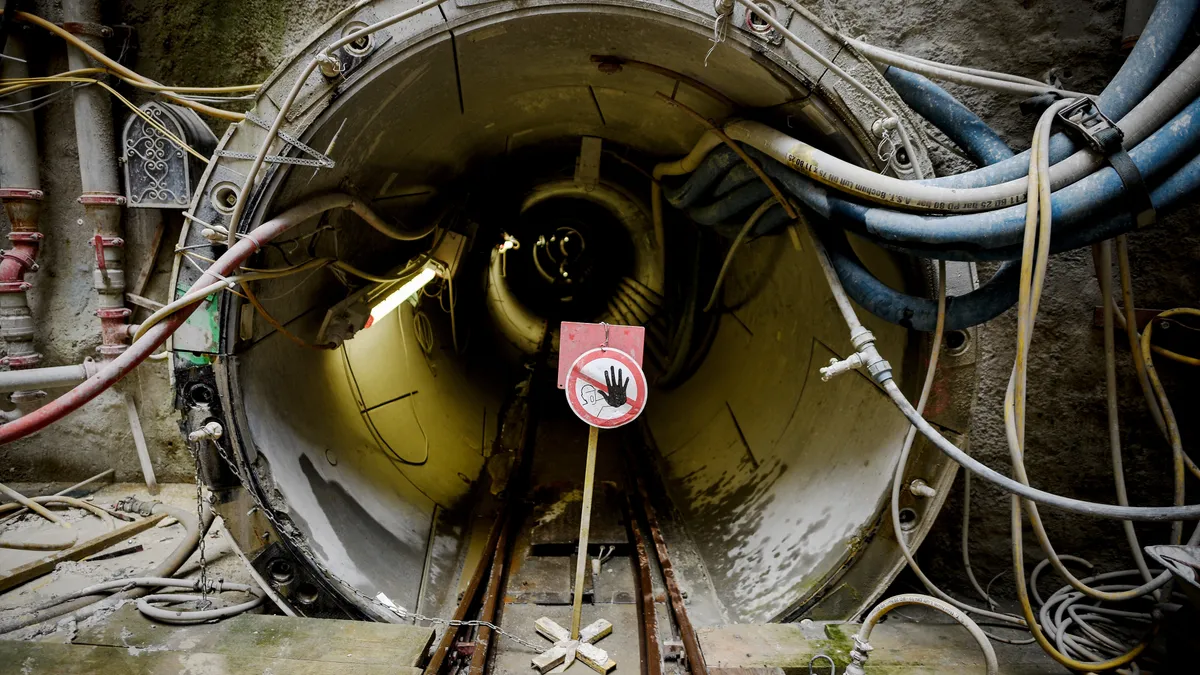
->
[844, 633, 872, 675]
[1057, 98, 1155, 228]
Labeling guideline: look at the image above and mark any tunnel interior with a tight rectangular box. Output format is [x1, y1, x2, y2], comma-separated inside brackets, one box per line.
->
[194, 1, 949, 635]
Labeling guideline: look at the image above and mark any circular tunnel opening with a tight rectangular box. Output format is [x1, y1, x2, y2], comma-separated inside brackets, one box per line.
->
[189, 0, 965, 639]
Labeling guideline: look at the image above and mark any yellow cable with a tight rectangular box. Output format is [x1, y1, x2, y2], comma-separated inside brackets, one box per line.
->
[2, 10, 252, 120]
[1, 76, 209, 164]
[1004, 101, 1152, 670]
[2, 67, 258, 94]
[1142, 308, 1198, 486]
[1142, 310, 1200, 367]
[1010, 495, 1149, 672]
[93, 80, 211, 164]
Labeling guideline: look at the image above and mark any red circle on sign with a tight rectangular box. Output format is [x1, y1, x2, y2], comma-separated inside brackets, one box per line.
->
[565, 347, 647, 428]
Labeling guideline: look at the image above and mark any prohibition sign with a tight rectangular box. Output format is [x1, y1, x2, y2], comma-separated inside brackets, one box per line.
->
[564, 347, 646, 428]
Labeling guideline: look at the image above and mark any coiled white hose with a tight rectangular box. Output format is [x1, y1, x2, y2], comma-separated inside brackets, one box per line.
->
[847, 593, 999, 675]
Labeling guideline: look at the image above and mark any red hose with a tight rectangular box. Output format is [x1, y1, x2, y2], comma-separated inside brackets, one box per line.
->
[0, 193, 357, 444]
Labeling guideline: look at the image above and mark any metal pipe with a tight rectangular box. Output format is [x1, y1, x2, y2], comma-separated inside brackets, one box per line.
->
[63, 0, 130, 359]
[0, 193, 363, 443]
[0, 361, 94, 393]
[0, 32, 47, 410]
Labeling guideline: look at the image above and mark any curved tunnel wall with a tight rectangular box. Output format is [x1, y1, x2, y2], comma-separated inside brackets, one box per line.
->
[175, 0, 970, 625]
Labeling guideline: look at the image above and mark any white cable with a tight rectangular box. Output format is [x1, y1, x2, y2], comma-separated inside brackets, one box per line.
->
[847, 38, 1091, 98]
[848, 594, 999, 675]
[730, 0, 926, 179]
[669, 43, 1200, 214]
[222, 0, 451, 248]
[778, 0, 1061, 92]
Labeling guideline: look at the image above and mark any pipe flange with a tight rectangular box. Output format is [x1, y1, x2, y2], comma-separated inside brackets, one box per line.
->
[0, 188, 44, 201]
[7, 232, 45, 243]
[78, 193, 127, 206]
[0, 281, 33, 294]
[95, 307, 133, 319]
[96, 344, 129, 358]
[60, 21, 114, 38]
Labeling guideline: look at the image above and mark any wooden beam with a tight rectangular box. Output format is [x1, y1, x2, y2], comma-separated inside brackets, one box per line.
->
[0, 512, 165, 594]
[130, 210, 168, 299]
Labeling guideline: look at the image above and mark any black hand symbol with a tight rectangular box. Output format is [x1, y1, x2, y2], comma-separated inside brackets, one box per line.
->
[600, 366, 628, 408]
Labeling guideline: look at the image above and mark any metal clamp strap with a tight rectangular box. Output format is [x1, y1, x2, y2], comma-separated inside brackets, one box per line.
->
[1057, 98, 1156, 228]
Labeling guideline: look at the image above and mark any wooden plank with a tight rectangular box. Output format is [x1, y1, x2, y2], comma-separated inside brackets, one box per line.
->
[75, 605, 433, 667]
[130, 210, 168, 298]
[699, 622, 1058, 674]
[0, 641, 421, 675]
[571, 425, 600, 639]
[0, 512, 166, 594]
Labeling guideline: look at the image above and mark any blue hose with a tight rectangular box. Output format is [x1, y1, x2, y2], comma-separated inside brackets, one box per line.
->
[756, 95, 1200, 255]
[817, 223, 1021, 331]
[915, 0, 1198, 189]
[671, 99, 1200, 328]
[670, 88, 1200, 254]
[884, 67, 1015, 166]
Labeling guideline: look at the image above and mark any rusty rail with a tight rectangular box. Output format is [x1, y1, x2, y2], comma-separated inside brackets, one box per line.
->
[423, 507, 507, 675]
[628, 454, 708, 675]
[467, 507, 514, 674]
[622, 489, 663, 675]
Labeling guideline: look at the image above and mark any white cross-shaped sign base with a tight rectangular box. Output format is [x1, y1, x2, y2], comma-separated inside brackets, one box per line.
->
[531, 617, 615, 673]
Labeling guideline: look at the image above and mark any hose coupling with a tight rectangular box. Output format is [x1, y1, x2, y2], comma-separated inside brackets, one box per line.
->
[820, 352, 863, 381]
[188, 421, 224, 443]
[909, 479, 938, 498]
[821, 328, 894, 384]
[114, 496, 158, 517]
[844, 634, 872, 675]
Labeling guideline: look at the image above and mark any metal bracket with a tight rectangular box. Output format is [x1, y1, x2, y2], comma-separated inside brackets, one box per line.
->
[95, 307, 131, 319]
[217, 113, 336, 168]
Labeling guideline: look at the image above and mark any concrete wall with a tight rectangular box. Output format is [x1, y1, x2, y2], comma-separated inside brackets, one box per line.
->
[2, 0, 1197, 602]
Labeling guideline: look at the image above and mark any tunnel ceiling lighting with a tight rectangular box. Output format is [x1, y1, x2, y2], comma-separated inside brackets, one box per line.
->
[367, 266, 437, 326]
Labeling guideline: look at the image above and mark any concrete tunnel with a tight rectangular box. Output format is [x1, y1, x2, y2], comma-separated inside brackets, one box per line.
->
[171, 0, 977, 638]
